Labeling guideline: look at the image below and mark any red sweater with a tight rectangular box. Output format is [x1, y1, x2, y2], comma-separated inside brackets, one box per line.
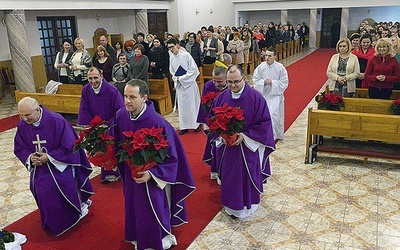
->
[364, 55, 400, 89]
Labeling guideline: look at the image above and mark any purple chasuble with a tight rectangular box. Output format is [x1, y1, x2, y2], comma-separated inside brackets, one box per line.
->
[208, 84, 275, 212]
[111, 101, 195, 250]
[14, 106, 94, 236]
[77, 79, 124, 180]
[196, 80, 222, 174]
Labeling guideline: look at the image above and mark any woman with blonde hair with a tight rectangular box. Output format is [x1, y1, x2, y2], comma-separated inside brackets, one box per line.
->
[326, 37, 360, 97]
[390, 35, 400, 89]
[227, 32, 244, 66]
[68, 38, 92, 85]
[93, 45, 115, 82]
[364, 38, 400, 99]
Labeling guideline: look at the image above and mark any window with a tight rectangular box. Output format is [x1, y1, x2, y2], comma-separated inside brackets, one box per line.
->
[37, 16, 77, 78]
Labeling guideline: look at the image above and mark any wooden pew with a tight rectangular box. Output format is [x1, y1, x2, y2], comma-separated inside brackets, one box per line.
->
[148, 78, 173, 116]
[197, 67, 204, 96]
[56, 84, 83, 95]
[288, 40, 294, 56]
[202, 63, 215, 83]
[247, 51, 255, 74]
[275, 43, 283, 61]
[15, 90, 81, 114]
[305, 98, 400, 163]
[343, 97, 393, 114]
[355, 88, 400, 99]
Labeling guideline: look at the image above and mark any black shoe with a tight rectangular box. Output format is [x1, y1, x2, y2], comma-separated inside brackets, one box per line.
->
[194, 124, 202, 132]
[230, 214, 239, 219]
[101, 179, 111, 185]
[179, 129, 188, 135]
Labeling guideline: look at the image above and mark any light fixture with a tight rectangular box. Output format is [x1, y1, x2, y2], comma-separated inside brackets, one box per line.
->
[95, 13, 101, 22]
[195, 9, 199, 15]
[210, 9, 214, 14]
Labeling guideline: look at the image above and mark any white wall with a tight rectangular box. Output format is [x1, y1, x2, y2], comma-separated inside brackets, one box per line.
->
[168, 0, 235, 35]
[349, 6, 400, 30]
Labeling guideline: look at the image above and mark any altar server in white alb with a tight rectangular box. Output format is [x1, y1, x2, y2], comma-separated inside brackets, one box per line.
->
[167, 38, 201, 135]
[253, 47, 289, 140]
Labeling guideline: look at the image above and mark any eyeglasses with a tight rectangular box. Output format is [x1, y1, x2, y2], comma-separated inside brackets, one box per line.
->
[226, 76, 245, 85]
[167, 46, 175, 49]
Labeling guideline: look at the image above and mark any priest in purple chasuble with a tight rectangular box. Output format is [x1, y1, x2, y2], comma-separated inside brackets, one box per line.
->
[208, 65, 276, 218]
[110, 79, 196, 250]
[196, 66, 227, 184]
[14, 97, 94, 236]
[77, 67, 124, 184]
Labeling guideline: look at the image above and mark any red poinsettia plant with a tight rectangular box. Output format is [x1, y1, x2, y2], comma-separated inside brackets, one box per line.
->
[73, 116, 117, 170]
[316, 92, 345, 111]
[201, 91, 221, 113]
[116, 127, 169, 178]
[206, 103, 245, 146]
[390, 98, 400, 115]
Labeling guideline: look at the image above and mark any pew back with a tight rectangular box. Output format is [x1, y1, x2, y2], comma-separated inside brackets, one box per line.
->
[15, 90, 81, 114]
[149, 78, 173, 115]
[355, 88, 400, 99]
[57, 84, 83, 95]
[342, 97, 393, 115]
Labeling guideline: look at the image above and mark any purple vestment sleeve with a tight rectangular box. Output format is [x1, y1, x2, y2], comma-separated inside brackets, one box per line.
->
[110, 101, 195, 249]
[77, 79, 124, 126]
[14, 106, 94, 236]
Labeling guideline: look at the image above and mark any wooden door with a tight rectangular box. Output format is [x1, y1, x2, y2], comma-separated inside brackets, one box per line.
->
[148, 12, 168, 39]
[320, 8, 342, 48]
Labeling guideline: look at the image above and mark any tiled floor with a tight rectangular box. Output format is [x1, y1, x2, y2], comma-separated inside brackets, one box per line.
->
[1, 49, 400, 249]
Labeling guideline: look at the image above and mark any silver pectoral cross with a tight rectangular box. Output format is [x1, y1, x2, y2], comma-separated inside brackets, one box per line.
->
[32, 134, 47, 152]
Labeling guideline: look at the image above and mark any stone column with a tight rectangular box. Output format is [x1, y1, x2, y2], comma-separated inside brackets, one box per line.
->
[340, 8, 349, 39]
[309, 9, 318, 48]
[135, 9, 148, 35]
[281, 10, 288, 25]
[4, 10, 35, 92]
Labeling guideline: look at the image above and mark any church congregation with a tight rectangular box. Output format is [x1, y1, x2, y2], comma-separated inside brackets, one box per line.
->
[2, 2, 400, 249]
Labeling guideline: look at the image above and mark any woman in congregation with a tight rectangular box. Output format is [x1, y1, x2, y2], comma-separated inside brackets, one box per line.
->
[148, 37, 170, 79]
[390, 35, 400, 90]
[227, 32, 244, 67]
[241, 29, 251, 73]
[114, 41, 124, 60]
[123, 39, 135, 63]
[92, 45, 115, 82]
[326, 37, 360, 97]
[111, 53, 130, 95]
[54, 38, 73, 83]
[185, 33, 203, 67]
[68, 38, 92, 85]
[352, 33, 376, 88]
[146, 34, 155, 50]
[364, 38, 400, 99]
[128, 43, 149, 86]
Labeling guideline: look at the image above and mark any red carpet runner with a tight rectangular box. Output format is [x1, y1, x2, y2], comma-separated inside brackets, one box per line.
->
[284, 48, 336, 131]
[3, 48, 335, 249]
[5, 131, 221, 250]
[0, 114, 19, 133]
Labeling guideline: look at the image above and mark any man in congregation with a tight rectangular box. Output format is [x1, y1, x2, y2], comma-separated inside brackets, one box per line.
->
[197, 66, 227, 183]
[98, 34, 117, 62]
[208, 65, 275, 219]
[167, 38, 202, 135]
[110, 79, 195, 250]
[77, 66, 124, 184]
[253, 47, 289, 141]
[14, 97, 94, 236]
